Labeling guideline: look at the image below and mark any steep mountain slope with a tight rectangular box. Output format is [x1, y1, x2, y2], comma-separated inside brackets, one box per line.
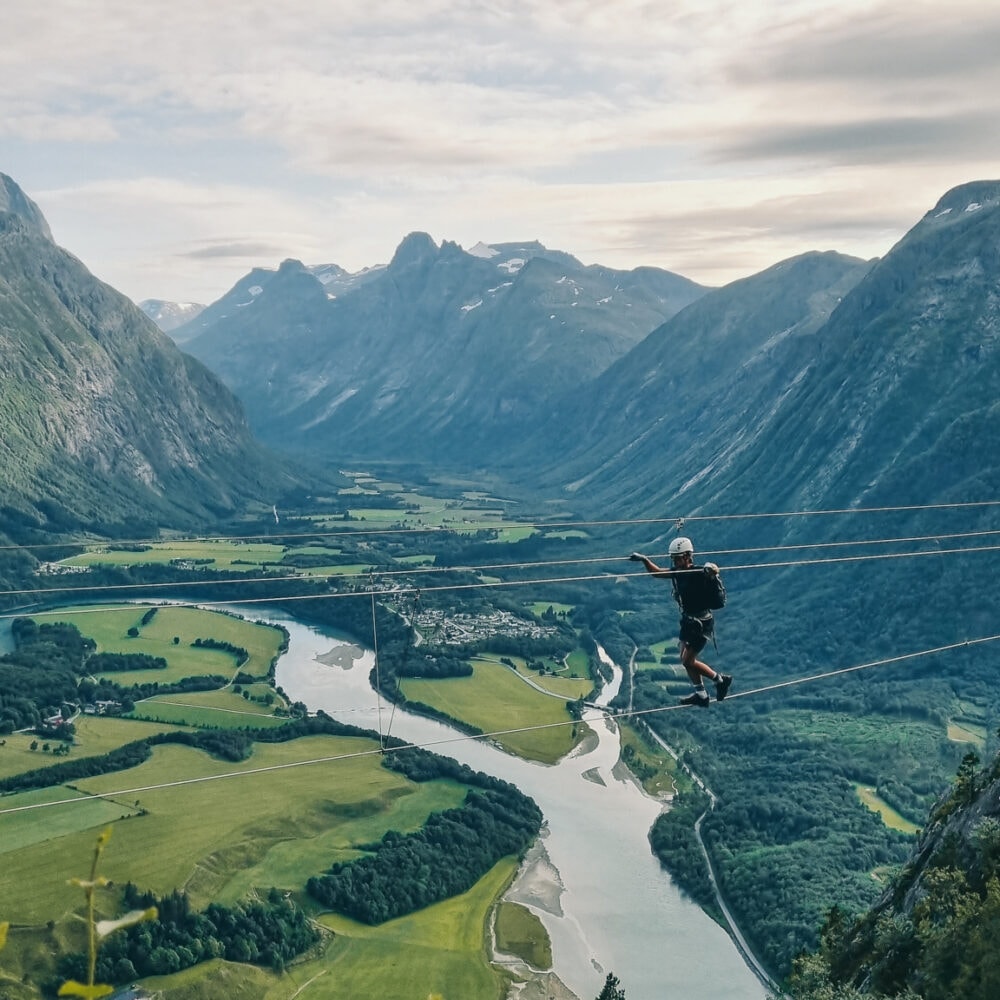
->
[176, 233, 707, 465]
[531, 249, 873, 509]
[554, 181, 1000, 527]
[0, 174, 300, 538]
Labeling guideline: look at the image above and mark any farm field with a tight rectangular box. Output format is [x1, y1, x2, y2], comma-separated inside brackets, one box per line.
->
[400, 657, 585, 764]
[477, 652, 592, 701]
[854, 784, 921, 834]
[60, 539, 289, 570]
[31, 603, 285, 684]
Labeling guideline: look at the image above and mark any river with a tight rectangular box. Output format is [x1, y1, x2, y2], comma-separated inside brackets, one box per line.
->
[265, 608, 767, 1000]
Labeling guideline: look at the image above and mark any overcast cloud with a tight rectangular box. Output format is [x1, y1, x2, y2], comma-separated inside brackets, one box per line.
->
[2, 0, 997, 302]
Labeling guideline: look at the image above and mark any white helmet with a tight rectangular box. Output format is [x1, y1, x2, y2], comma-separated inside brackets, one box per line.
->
[668, 536, 694, 556]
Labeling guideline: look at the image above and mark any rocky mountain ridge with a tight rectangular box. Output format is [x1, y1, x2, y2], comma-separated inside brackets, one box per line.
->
[175, 232, 709, 465]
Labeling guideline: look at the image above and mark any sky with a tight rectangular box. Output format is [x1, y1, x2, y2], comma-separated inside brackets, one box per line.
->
[3, 0, 999, 305]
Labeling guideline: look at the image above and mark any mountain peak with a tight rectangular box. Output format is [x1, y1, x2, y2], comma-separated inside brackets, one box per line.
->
[0, 173, 54, 241]
[467, 241, 499, 259]
[389, 232, 438, 270]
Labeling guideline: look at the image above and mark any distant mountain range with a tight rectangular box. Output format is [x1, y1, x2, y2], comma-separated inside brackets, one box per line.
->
[558, 180, 1000, 525]
[138, 298, 206, 334]
[173, 233, 707, 467]
[150, 178, 1000, 545]
[0, 173, 303, 546]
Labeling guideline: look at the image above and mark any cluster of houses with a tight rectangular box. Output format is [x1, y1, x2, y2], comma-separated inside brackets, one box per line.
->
[413, 607, 560, 645]
[43, 700, 122, 728]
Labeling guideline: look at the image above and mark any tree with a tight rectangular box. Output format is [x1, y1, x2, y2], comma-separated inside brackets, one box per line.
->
[956, 751, 981, 805]
[597, 973, 626, 1000]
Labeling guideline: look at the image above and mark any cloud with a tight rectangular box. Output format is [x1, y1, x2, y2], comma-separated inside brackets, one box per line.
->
[730, 4, 1000, 85]
[181, 241, 286, 260]
[712, 110, 1000, 167]
[5, 0, 997, 301]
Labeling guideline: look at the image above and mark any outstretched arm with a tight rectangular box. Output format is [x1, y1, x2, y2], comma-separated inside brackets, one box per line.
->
[630, 552, 671, 576]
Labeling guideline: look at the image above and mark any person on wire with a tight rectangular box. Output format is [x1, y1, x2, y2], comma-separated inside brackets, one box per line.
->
[630, 537, 733, 707]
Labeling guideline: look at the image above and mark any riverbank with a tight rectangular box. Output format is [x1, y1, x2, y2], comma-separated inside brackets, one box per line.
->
[494, 833, 580, 1000]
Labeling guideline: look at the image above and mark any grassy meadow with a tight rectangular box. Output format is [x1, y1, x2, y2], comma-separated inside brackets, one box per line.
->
[31, 603, 285, 684]
[854, 784, 922, 834]
[400, 657, 585, 763]
[61, 539, 289, 570]
[479, 652, 592, 700]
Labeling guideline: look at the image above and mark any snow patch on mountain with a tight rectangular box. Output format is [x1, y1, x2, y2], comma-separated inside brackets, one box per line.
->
[468, 241, 499, 259]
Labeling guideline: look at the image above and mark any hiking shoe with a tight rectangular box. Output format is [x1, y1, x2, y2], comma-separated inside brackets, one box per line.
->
[679, 689, 711, 708]
[715, 674, 733, 702]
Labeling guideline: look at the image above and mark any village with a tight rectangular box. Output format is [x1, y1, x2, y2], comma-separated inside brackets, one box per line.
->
[411, 607, 562, 645]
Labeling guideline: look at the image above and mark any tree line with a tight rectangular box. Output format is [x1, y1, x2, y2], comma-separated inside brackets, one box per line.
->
[54, 886, 319, 987]
[307, 784, 542, 923]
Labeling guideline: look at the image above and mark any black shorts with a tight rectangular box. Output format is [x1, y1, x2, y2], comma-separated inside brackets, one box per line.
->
[679, 615, 714, 654]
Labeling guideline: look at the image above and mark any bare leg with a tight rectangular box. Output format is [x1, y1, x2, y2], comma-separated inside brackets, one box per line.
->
[680, 643, 715, 684]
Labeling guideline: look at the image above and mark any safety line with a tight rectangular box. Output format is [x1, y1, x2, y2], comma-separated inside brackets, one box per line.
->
[5, 539, 1000, 623]
[7, 525, 1000, 599]
[2, 633, 998, 819]
[370, 576, 384, 746]
[4, 499, 1000, 551]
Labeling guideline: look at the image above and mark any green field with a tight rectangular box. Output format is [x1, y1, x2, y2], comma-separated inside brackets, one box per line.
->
[635, 639, 678, 670]
[481, 652, 592, 700]
[55, 539, 373, 583]
[130, 697, 289, 728]
[0, 715, 188, 780]
[495, 900, 552, 969]
[400, 658, 584, 763]
[527, 601, 575, 618]
[304, 859, 515, 1000]
[61, 539, 288, 570]
[30, 603, 285, 684]
[854, 784, 921, 834]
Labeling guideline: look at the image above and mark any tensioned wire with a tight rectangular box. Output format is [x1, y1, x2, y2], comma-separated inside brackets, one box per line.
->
[4, 539, 1000, 621]
[2, 633, 997, 819]
[2, 526, 1000, 601]
[3, 498, 1000, 551]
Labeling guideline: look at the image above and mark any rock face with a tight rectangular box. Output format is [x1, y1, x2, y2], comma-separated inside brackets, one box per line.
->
[0, 173, 298, 536]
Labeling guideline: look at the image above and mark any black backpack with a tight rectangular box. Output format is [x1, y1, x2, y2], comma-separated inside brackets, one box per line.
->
[672, 567, 726, 614]
[704, 570, 726, 610]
